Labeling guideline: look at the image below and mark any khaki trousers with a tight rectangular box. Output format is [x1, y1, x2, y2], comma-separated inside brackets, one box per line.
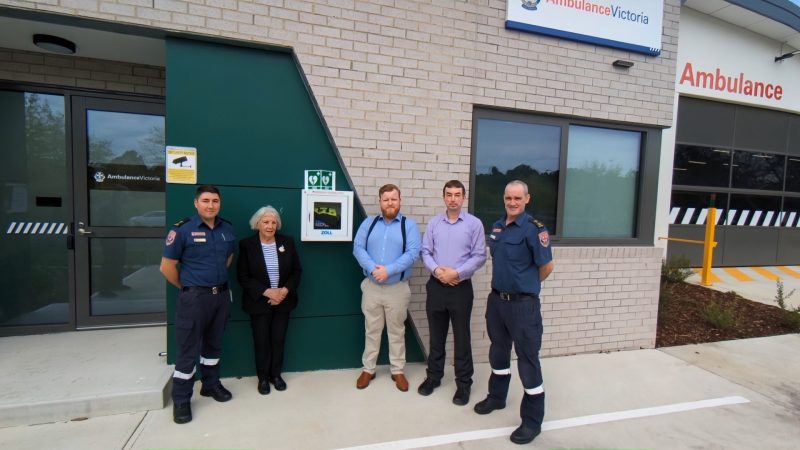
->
[360, 278, 411, 374]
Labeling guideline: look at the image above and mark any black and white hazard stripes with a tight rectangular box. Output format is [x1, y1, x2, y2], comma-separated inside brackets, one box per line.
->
[669, 208, 799, 227]
[5, 222, 69, 235]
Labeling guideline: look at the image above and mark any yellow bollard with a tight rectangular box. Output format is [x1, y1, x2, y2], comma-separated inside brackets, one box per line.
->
[700, 208, 717, 286]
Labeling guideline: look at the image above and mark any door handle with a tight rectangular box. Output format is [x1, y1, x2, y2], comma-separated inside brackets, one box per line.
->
[77, 221, 93, 235]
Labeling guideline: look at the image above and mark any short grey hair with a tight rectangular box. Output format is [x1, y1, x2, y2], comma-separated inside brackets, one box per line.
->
[505, 179, 529, 196]
[249, 206, 282, 231]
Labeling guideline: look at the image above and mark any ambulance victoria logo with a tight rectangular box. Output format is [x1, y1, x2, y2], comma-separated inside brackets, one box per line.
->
[521, 0, 540, 10]
[94, 171, 106, 183]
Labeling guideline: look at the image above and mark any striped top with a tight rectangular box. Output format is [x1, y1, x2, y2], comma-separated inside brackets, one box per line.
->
[261, 242, 279, 287]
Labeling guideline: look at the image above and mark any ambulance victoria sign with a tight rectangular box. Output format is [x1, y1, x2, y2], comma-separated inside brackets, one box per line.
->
[506, 0, 663, 56]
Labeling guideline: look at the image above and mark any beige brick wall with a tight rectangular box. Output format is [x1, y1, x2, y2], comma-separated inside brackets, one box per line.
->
[1, 0, 677, 360]
[410, 246, 662, 364]
[0, 48, 165, 95]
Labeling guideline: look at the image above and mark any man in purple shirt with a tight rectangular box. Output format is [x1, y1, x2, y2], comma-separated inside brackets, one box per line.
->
[418, 180, 487, 405]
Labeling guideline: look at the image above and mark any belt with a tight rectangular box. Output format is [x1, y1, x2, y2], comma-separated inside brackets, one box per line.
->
[429, 275, 471, 287]
[491, 289, 536, 301]
[182, 283, 229, 294]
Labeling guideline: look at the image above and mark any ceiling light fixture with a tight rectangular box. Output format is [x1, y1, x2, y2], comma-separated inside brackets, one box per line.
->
[32, 34, 76, 55]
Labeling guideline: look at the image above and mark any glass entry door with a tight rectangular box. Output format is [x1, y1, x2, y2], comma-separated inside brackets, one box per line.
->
[0, 91, 72, 330]
[71, 96, 166, 327]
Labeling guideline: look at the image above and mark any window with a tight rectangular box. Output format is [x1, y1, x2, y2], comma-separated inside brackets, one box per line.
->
[731, 151, 784, 191]
[563, 125, 641, 238]
[669, 191, 728, 226]
[782, 197, 800, 227]
[787, 157, 800, 193]
[472, 108, 658, 242]
[672, 145, 730, 187]
[473, 118, 560, 233]
[727, 195, 782, 226]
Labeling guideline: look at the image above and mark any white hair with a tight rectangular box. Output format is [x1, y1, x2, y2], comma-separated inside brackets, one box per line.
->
[249, 206, 282, 230]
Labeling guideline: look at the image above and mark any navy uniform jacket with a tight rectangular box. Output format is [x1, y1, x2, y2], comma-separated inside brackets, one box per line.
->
[488, 212, 552, 295]
[162, 214, 236, 287]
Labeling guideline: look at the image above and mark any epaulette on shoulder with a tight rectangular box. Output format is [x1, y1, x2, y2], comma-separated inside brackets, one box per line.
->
[218, 217, 232, 225]
[531, 218, 545, 228]
[172, 217, 190, 228]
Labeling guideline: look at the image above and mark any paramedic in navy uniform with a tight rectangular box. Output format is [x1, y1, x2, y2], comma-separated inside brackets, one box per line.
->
[473, 180, 554, 445]
[160, 185, 237, 425]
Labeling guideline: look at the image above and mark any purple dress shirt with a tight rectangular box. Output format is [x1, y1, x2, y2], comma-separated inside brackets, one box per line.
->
[421, 211, 487, 281]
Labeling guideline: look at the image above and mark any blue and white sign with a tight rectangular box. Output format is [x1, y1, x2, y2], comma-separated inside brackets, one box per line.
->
[506, 0, 663, 56]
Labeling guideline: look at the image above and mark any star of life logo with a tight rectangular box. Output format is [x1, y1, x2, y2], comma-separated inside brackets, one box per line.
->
[521, 0, 540, 10]
[94, 171, 106, 183]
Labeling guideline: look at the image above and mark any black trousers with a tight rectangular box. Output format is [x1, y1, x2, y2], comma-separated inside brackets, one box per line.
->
[250, 310, 291, 381]
[486, 291, 545, 429]
[425, 276, 474, 387]
[172, 288, 231, 404]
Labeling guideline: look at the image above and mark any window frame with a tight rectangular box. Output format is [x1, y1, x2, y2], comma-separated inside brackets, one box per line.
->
[470, 107, 662, 247]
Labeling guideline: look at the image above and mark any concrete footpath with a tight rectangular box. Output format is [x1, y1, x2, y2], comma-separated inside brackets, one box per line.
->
[686, 265, 800, 309]
[1, 332, 798, 449]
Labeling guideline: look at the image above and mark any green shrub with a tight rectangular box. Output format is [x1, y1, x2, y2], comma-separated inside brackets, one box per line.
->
[774, 280, 800, 331]
[659, 289, 673, 313]
[661, 256, 694, 283]
[702, 302, 735, 330]
[774, 280, 797, 311]
[782, 311, 800, 332]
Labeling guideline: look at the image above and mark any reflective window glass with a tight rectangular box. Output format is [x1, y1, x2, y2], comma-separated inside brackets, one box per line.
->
[727, 194, 782, 226]
[669, 191, 728, 226]
[0, 91, 69, 326]
[782, 197, 800, 227]
[473, 118, 560, 233]
[672, 145, 730, 187]
[87, 110, 165, 227]
[89, 238, 166, 315]
[787, 157, 800, 193]
[562, 125, 641, 237]
[731, 151, 784, 191]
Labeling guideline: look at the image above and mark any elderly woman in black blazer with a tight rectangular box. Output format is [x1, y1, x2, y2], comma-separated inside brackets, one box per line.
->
[237, 206, 302, 395]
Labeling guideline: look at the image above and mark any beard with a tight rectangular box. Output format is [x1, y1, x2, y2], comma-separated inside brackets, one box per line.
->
[381, 208, 399, 220]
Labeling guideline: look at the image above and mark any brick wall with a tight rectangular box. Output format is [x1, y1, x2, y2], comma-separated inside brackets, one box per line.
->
[0, 0, 677, 360]
[0, 48, 164, 96]
[410, 246, 663, 363]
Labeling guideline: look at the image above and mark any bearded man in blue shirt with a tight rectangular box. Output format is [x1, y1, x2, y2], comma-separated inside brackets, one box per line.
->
[353, 184, 421, 392]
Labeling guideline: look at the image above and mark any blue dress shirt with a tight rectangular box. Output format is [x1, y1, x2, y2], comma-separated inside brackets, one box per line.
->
[353, 213, 421, 284]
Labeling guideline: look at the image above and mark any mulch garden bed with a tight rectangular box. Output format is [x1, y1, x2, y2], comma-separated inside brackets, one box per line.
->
[656, 281, 798, 347]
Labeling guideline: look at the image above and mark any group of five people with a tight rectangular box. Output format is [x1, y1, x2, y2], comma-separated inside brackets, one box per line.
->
[160, 179, 553, 445]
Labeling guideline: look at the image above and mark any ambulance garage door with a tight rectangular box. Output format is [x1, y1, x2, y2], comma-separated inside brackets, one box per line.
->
[667, 97, 800, 267]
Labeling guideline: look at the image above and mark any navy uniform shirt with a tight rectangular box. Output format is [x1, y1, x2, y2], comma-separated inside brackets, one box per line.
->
[162, 214, 236, 287]
[488, 212, 552, 295]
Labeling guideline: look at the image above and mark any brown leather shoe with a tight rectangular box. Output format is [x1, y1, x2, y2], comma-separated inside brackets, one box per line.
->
[356, 371, 375, 389]
[391, 373, 409, 392]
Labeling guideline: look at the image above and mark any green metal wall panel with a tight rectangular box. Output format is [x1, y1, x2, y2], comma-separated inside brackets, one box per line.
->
[165, 39, 344, 188]
[168, 315, 424, 376]
[164, 38, 422, 376]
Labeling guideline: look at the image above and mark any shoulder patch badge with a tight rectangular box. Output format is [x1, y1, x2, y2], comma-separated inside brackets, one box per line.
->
[166, 230, 177, 246]
[538, 230, 550, 247]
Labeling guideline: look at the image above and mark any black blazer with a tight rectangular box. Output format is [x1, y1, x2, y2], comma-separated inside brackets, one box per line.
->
[237, 233, 302, 315]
